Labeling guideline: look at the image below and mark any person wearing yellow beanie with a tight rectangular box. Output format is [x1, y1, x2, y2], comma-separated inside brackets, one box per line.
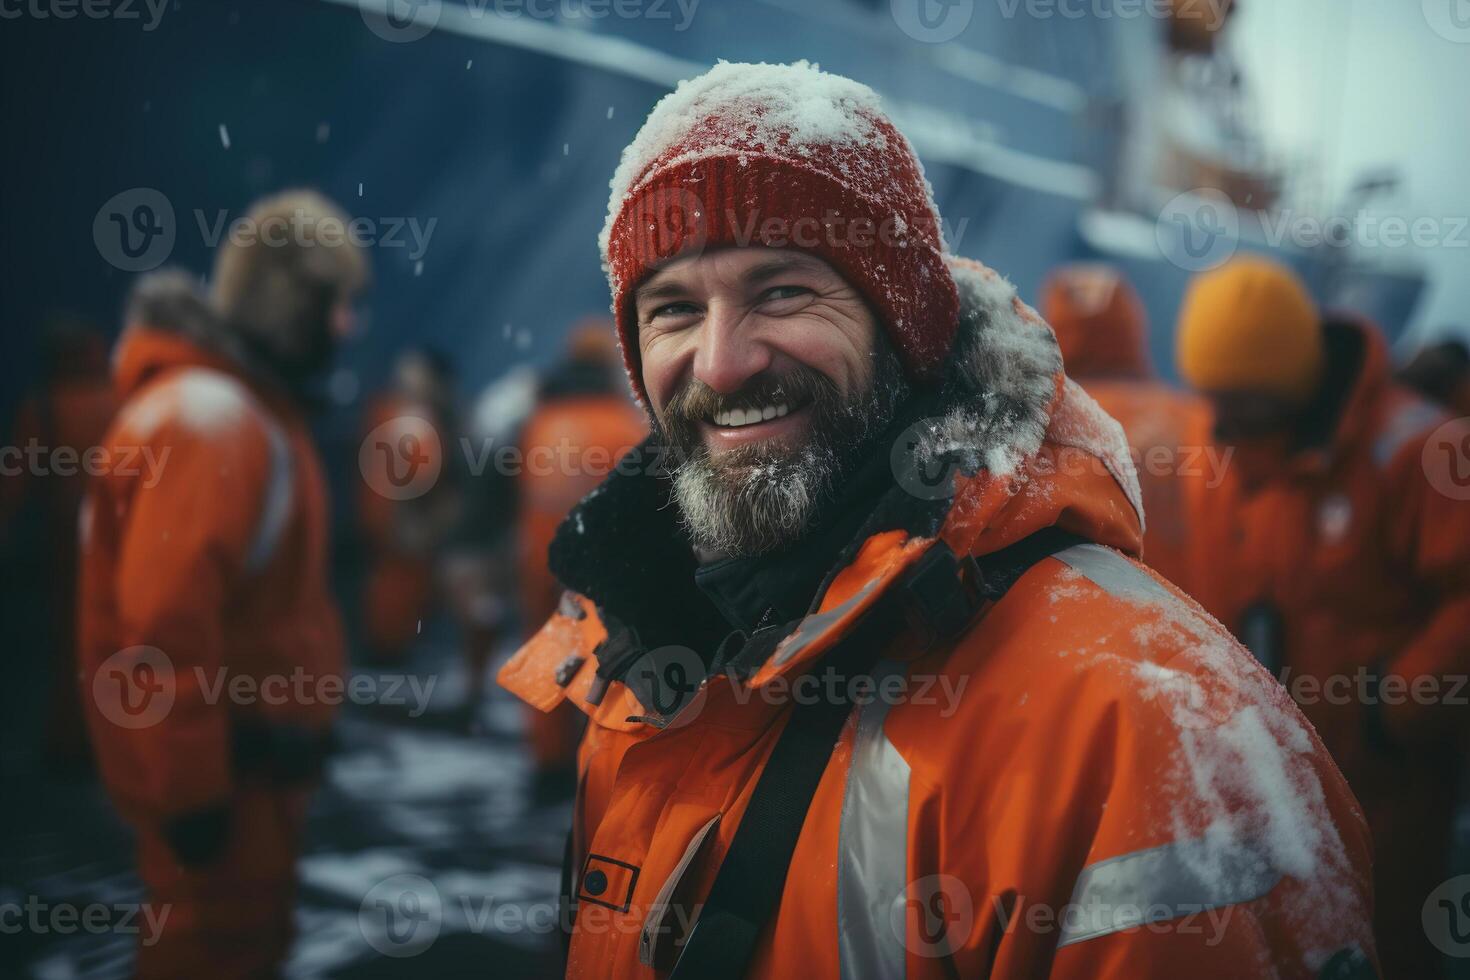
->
[1177, 251, 1470, 980]
[1176, 254, 1324, 405]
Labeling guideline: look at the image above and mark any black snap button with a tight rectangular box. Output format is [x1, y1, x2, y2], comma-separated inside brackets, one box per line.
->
[583, 869, 608, 896]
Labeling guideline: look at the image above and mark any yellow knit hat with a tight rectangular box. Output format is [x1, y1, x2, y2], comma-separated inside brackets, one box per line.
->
[1175, 255, 1323, 403]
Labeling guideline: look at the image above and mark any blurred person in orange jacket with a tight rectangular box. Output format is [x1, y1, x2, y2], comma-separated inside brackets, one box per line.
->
[77, 190, 366, 979]
[356, 347, 457, 664]
[1399, 335, 1470, 418]
[498, 63, 1376, 979]
[516, 320, 646, 800]
[1041, 264, 1217, 590]
[1, 316, 118, 766]
[1177, 255, 1470, 979]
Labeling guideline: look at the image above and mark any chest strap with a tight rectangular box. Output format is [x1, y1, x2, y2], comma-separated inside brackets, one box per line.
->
[666, 526, 1084, 979]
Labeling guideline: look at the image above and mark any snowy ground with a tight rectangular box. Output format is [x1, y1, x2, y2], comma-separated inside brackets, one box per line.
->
[0, 636, 566, 979]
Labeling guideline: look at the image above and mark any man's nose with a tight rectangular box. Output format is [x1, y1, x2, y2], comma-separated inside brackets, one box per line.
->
[692, 303, 772, 395]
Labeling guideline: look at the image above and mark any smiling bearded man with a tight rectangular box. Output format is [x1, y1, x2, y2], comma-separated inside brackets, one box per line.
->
[650, 247, 912, 559]
[499, 61, 1377, 980]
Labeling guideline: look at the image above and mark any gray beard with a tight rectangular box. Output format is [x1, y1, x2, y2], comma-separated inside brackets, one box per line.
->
[668, 352, 910, 559]
[673, 439, 837, 560]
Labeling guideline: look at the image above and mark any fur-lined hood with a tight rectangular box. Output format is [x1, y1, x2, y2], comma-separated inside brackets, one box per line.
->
[909, 255, 1143, 558]
[114, 269, 290, 404]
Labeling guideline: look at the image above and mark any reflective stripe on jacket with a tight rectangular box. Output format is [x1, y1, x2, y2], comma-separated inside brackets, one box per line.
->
[78, 315, 343, 825]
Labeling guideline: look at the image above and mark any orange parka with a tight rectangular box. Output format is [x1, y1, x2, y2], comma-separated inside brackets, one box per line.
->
[501, 258, 1377, 979]
[518, 391, 648, 627]
[1042, 265, 1215, 591]
[78, 281, 344, 828]
[356, 392, 444, 661]
[516, 382, 646, 771]
[1187, 317, 1470, 979]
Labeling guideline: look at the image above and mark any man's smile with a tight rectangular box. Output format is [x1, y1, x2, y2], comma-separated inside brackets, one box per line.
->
[698, 401, 812, 450]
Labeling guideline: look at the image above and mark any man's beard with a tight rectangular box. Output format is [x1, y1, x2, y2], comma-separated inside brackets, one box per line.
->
[655, 349, 910, 559]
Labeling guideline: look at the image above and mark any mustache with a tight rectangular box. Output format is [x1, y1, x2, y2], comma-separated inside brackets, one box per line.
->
[660, 366, 837, 430]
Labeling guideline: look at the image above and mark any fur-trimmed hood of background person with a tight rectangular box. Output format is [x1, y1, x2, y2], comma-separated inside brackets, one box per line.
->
[209, 188, 368, 384]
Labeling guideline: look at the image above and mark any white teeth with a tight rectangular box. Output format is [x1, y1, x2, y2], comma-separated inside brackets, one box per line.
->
[713, 403, 793, 428]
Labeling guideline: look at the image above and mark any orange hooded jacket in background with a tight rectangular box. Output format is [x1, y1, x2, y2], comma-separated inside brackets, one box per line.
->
[517, 394, 647, 627]
[516, 369, 646, 773]
[501, 259, 1376, 979]
[77, 274, 344, 978]
[1187, 316, 1470, 979]
[357, 392, 441, 661]
[1041, 265, 1214, 591]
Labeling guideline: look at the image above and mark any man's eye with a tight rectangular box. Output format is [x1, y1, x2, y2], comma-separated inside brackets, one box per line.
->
[760, 285, 811, 304]
[650, 301, 700, 320]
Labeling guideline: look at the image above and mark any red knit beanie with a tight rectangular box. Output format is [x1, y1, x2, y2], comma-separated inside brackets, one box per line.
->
[600, 61, 960, 403]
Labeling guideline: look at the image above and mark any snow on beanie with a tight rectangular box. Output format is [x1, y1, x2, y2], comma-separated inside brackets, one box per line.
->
[600, 60, 960, 403]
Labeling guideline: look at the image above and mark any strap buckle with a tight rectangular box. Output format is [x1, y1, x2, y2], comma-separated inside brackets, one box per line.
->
[896, 543, 983, 647]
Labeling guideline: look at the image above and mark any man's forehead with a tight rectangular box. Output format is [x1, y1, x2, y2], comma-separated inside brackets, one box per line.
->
[635, 247, 837, 298]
